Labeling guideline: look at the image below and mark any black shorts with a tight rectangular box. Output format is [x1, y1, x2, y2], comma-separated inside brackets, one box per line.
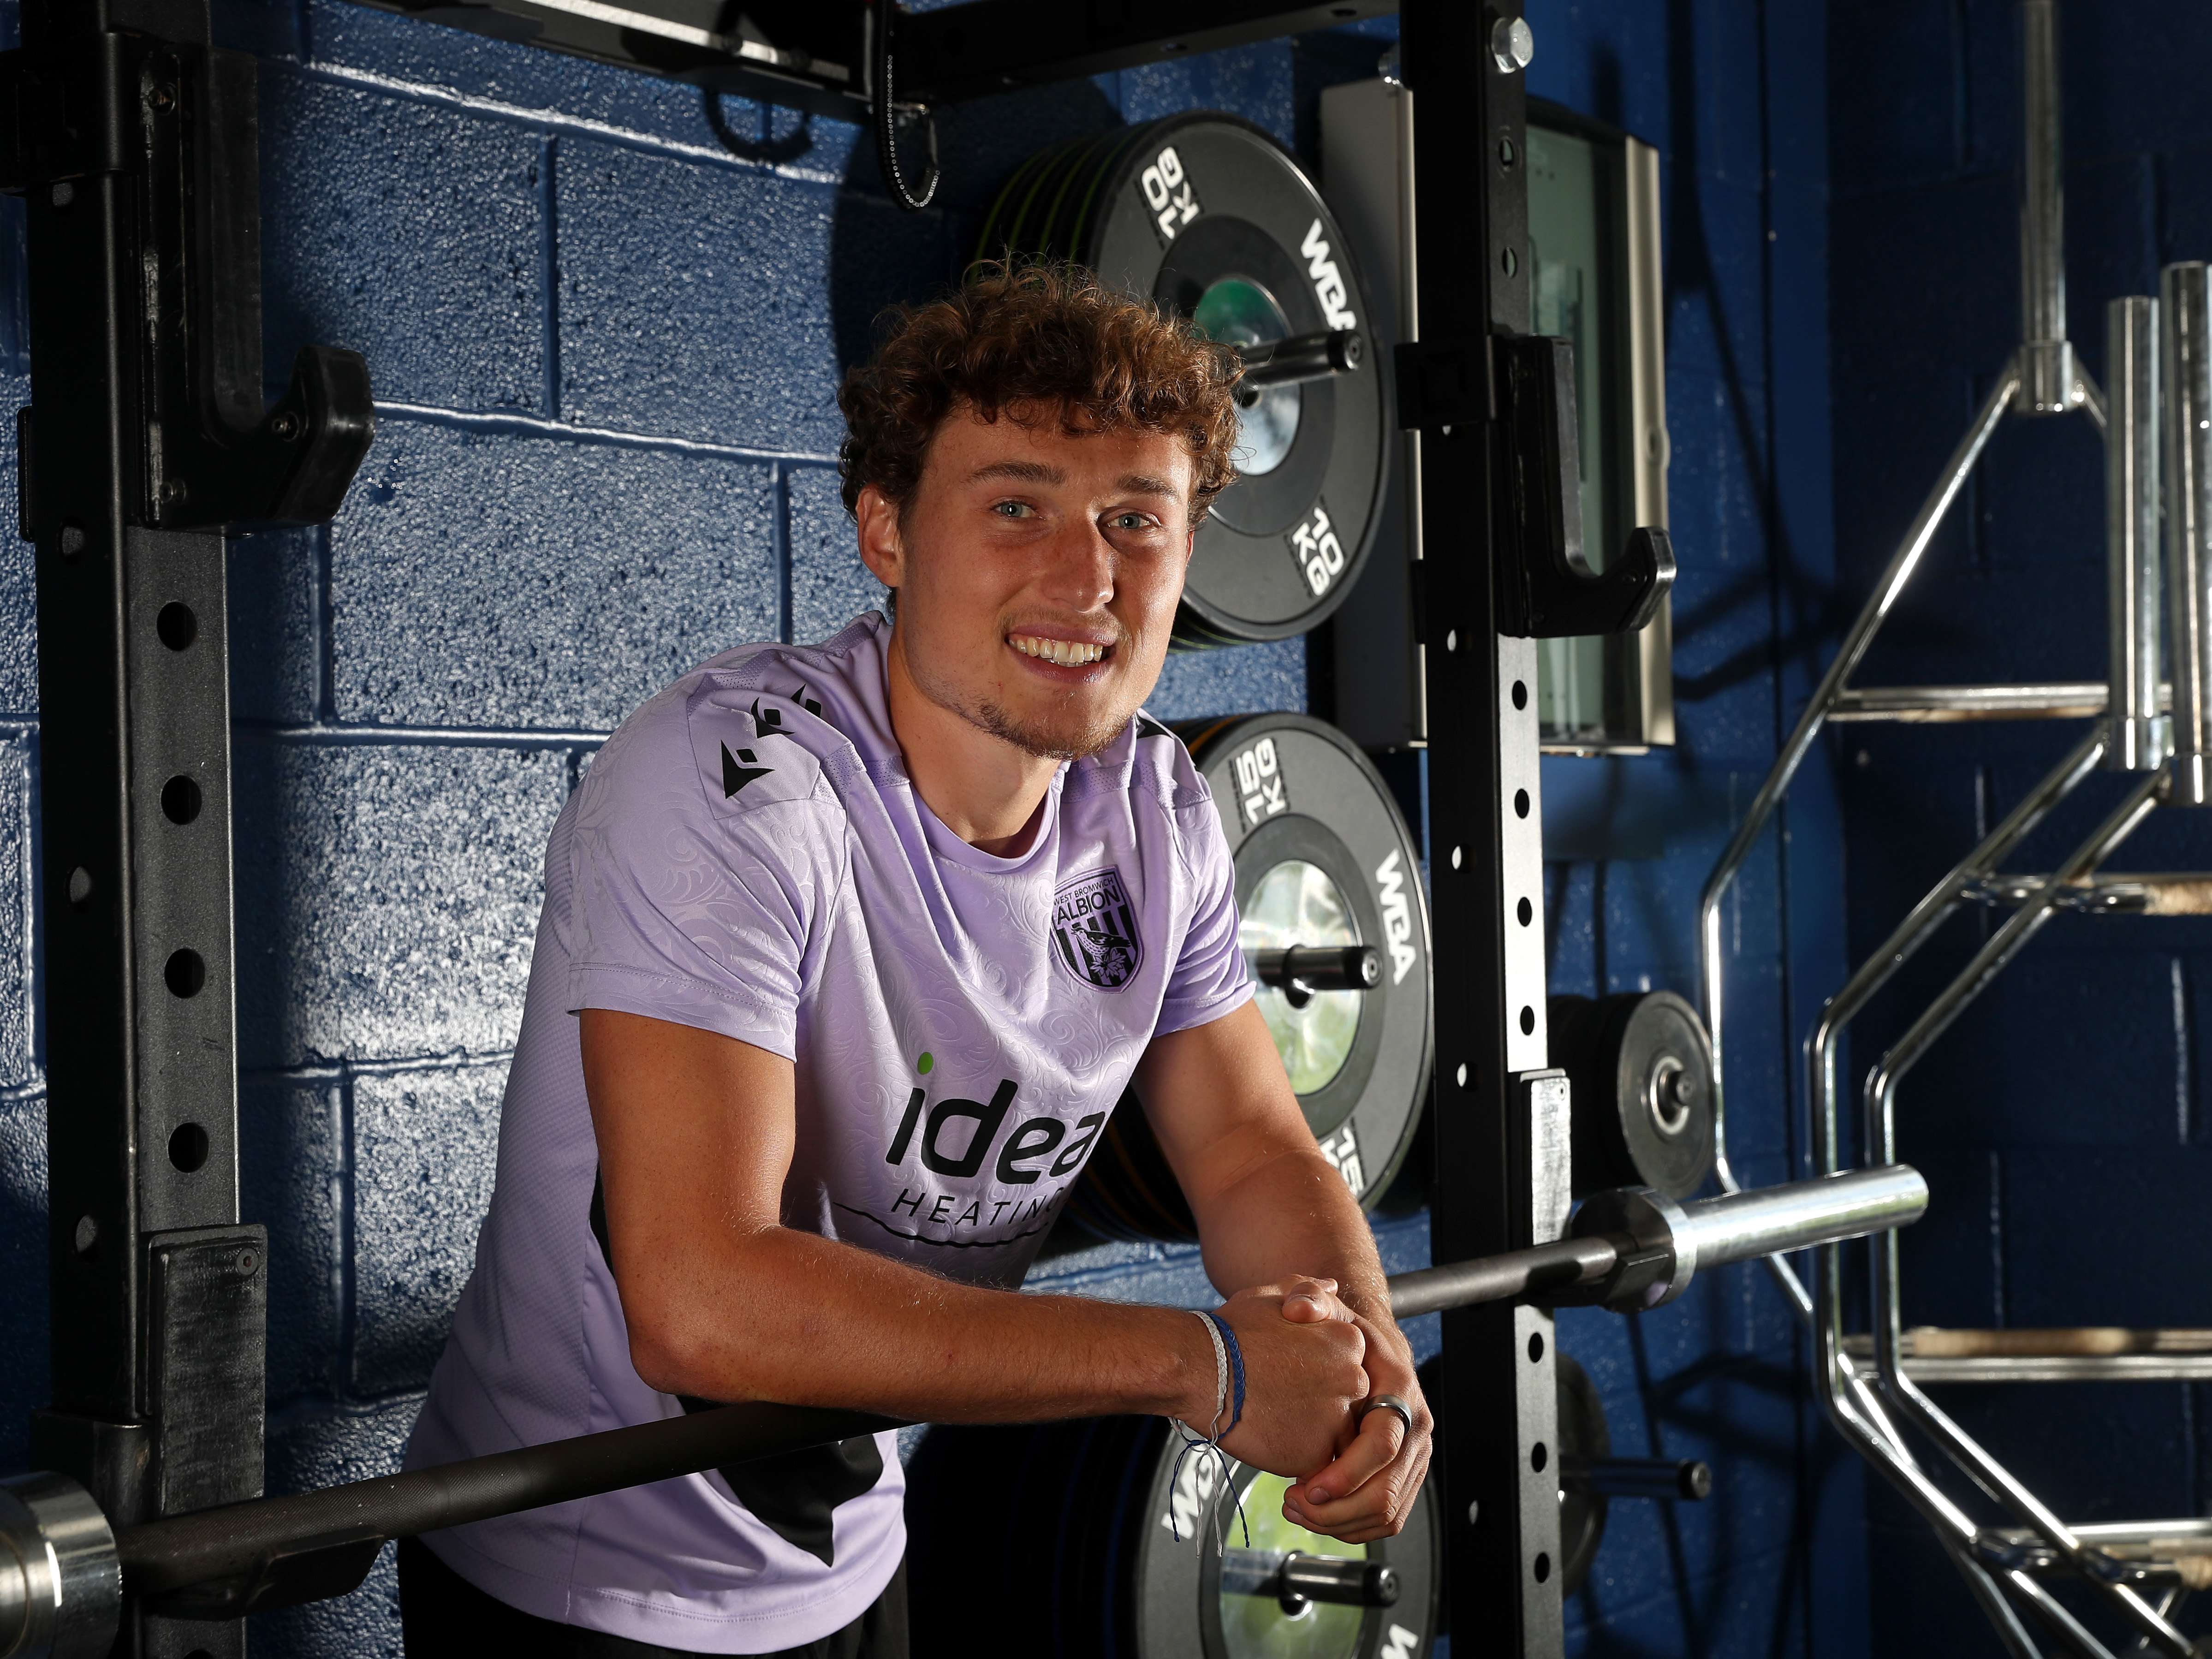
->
[397, 1535, 909, 1659]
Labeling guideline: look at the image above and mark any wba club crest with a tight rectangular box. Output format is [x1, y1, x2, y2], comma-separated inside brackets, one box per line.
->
[1052, 867, 1144, 992]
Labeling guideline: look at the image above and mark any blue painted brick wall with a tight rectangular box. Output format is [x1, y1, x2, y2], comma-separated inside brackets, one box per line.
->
[0, 0, 1864, 1655]
[1829, 2, 2212, 1653]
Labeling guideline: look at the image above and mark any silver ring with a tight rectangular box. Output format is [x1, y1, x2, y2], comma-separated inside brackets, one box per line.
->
[1362, 1393, 1415, 1439]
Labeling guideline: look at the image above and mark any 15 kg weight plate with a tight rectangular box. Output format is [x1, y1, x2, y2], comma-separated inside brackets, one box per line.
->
[978, 113, 1389, 649]
[907, 1415, 1439, 1659]
[1549, 990, 1716, 1200]
[1070, 714, 1433, 1242]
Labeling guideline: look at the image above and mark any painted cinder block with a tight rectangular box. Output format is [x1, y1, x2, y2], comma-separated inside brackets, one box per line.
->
[556, 137, 845, 452]
[786, 464, 882, 648]
[1659, 176, 1769, 387]
[241, 1074, 344, 1404]
[0, 378, 27, 718]
[0, 1089, 44, 1474]
[254, 1395, 419, 1658]
[330, 417, 777, 730]
[1146, 639, 1308, 726]
[0, 734, 29, 1091]
[1118, 44, 1295, 147]
[228, 528, 322, 728]
[351, 1064, 505, 1396]
[230, 741, 567, 1070]
[260, 71, 548, 416]
[1829, 176, 2017, 389]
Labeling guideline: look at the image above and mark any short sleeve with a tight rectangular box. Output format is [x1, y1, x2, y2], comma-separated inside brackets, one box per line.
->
[1154, 803, 1254, 1036]
[565, 714, 828, 1061]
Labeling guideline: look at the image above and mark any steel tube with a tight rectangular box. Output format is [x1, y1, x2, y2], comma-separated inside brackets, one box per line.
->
[1698, 362, 2017, 1238]
[1235, 328, 1363, 393]
[1864, 767, 2185, 1658]
[2163, 262, 2212, 804]
[2109, 296, 2166, 769]
[2016, 0, 2075, 414]
[1830, 681, 2116, 722]
[1675, 1166, 1928, 1271]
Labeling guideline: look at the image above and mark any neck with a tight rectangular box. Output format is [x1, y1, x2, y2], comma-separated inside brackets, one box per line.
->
[883, 623, 1065, 857]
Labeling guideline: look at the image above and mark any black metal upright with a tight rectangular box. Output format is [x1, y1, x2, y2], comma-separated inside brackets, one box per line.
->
[1401, 5, 1566, 1653]
[2, 0, 370, 1646]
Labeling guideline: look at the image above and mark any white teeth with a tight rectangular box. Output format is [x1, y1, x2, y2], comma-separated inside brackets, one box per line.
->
[1011, 634, 1105, 666]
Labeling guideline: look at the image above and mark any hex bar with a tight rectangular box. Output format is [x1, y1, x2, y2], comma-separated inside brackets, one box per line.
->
[1697, 360, 2021, 1243]
[1865, 768, 2186, 1659]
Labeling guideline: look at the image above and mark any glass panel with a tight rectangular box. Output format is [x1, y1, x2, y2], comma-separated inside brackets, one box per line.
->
[1528, 122, 1611, 747]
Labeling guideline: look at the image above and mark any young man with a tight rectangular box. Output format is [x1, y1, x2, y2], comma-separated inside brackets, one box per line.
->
[399, 265, 1432, 1657]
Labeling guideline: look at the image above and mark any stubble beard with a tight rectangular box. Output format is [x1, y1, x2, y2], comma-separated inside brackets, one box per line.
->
[907, 650, 1139, 761]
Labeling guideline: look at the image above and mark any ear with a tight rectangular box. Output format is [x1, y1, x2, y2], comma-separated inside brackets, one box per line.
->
[855, 484, 906, 588]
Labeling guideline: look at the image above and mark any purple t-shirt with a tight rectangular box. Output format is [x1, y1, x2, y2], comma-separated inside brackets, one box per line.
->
[405, 615, 1252, 1652]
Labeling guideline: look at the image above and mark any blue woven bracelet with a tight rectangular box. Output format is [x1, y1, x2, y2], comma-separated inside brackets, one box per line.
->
[1204, 1312, 1246, 1433]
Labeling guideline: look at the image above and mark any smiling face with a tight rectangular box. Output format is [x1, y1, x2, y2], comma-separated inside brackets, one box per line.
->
[858, 403, 1196, 762]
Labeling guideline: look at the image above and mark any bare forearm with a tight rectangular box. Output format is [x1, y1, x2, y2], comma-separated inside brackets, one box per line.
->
[622, 1223, 1209, 1425]
[1191, 1145, 1391, 1319]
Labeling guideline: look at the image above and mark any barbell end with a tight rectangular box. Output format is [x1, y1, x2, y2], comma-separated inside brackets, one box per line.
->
[0, 1472, 121, 1659]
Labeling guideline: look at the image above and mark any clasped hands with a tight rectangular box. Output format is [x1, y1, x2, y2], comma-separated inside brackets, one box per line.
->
[1200, 1277, 1431, 1545]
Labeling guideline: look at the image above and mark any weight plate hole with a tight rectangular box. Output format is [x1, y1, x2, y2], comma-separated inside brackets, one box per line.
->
[1519, 1005, 1535, 1036]
[156, 601, 197, 651]
[1528, 1331, 1544, 1362]
[164, 947, 205, 998]
[1517, 897, 1533, 927]
[1514, 788, 1530, 819]
[168, 1122, 209, 1172]
[161, 773, 202, 825]
[1531, 1441, 1548, 1472]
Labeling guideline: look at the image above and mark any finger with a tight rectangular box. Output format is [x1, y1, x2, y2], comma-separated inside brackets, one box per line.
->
[1284, 1444, 1429, 1541]
[1295, 1403, 1407, 1508]
[1278, 1283, 1351, 1324]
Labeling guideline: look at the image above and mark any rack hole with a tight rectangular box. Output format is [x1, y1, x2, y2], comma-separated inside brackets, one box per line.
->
[161, 774, 201, 825]
[1528, 1331, 1544, 1362]
[1517, 897, 1533, 927]
[1531, 1441, 1548, 1473]
[1519, 1005, 1535, 1036]
[1454, 1063, 1470, 1089]
[164, 948, 205, 998]
[1445, 629, 1459, 654]
[73, 1215, 98, 1257]
[1533, 1552, 1551, 1583]
[168, 1122, 208, 1172]
[1502, 247, 1518, 278]
[156, 601, 197, 651]
[66, 867, 92, 908]
[1450, 845, 1463, 870]
[1514, 788, 1530, 819]
[1498, 137, 1516, 167]
[1511, 679, 1527, 709]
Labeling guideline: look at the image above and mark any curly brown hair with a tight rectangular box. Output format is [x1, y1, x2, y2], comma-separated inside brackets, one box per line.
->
[837, 262, 1243, 529]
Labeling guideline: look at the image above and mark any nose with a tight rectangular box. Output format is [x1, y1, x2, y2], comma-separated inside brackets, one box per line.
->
[1037, 515, 1116, 613]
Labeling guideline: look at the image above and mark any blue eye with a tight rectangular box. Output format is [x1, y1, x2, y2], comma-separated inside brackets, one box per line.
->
[994, 501, 1035, 519]
[1111, 513, 1150, 530]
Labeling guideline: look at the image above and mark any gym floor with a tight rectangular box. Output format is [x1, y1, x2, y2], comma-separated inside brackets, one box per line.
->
[3, 2, 2210, 1656]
